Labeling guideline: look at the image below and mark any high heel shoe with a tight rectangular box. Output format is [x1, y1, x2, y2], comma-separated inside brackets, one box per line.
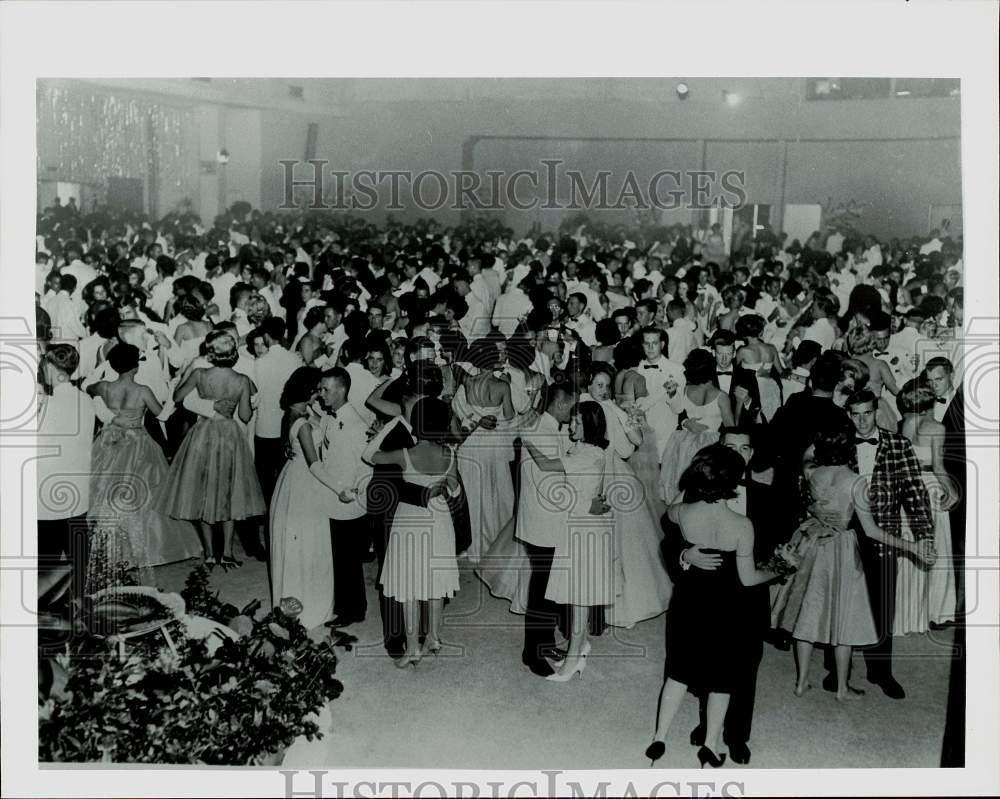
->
[645, 740, 666, 765]
[393, 653, 421, 670]
[421, 638, 442, 657]
[545, 654, 587, 682]
[697, 746, 726, 768]
[219, 555, 243, 572]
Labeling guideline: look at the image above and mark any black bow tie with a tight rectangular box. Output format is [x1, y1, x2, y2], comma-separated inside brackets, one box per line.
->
[856, 437, 878, 446]
[935, 397, 947, 404]
[642, 363, 658, 370]
[717, 370, 732, 376]
[873, 350, 889, 357]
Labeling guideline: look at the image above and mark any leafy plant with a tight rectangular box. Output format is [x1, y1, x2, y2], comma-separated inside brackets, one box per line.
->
[40, 568, 342, 765]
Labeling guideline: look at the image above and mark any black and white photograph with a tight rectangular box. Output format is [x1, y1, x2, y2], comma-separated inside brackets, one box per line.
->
[1, 2, 998, 797]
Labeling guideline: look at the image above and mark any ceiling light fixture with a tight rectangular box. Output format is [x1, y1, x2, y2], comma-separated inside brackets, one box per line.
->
[676, 82, 690, 100]
[723, 90, 741, 107]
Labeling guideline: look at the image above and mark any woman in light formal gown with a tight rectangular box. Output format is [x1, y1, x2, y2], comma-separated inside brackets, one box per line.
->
[451, 338, 516, 565]
[771, 431, 935, 699]
[268, 366, 336, 630]
[659, 349, 735, 504]
[735, 314, 783, 422]
[893, 380, 957, 632]
[582, 364, 672, 628]
[158, 331, 264, 569]
[612, 337, 664, 519]
[86, 343, 201, 591]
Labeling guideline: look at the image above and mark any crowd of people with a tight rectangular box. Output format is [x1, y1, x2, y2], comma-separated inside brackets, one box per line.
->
[35, 198, 966, 767]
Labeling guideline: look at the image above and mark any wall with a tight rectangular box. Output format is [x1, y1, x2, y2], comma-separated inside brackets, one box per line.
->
[270, 82, 961, 237]
[39, 78, 963, 239]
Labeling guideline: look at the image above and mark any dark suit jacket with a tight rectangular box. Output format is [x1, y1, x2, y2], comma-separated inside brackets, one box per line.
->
[715, 365, 761, 424]
[940, 387, 966, 495]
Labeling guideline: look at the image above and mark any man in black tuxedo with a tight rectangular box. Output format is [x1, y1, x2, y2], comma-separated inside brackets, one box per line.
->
[924, 356, 965, 619]
[769, 351, 855, 538]
[661, 426, 786, 765]
[708, 330, 761, 425]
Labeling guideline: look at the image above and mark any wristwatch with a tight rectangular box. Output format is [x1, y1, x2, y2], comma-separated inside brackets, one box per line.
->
[679, 548, 691, 571]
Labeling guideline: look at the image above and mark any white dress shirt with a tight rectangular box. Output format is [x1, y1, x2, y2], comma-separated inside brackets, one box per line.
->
[668, 318, 697, 363]
[253, 344, 302, 439]
[37, 382, 96, 520]
[855, 431, 880, 478]
[803, 318, 838, 352]
[932, 388, 954, 424]
[636, 355, 686, 460]
[515, 411, 572, 549]
[492, 288, 533, 337]
[345, 361, 379, 426]
[564, 314, 597, 347]
[318, 402, 371, 520]
[60, 259, 97, 305]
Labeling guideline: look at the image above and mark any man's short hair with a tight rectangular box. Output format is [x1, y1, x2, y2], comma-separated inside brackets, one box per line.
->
[321, 366, 351, 393]
[924, 356, 954, 375]
[708, 329, 736, 349]
[845, 389, 878, 410]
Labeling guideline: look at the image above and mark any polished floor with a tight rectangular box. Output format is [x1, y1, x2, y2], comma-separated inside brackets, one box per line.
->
[156, 549, 953, 770]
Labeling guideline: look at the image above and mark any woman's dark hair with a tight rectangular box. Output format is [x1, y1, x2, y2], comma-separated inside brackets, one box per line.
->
[280, 366, 322, 410]
[734, 314, 766, 339]
[246, 327, 267, 354]
[90, 304, 120, 338]
[679, 443, 742, 503]
[407, 361, 443, 398]
[811, 429, 855, 467]
[177, 294, 205, 322]
[303, 305, 327, 332]
[108, 342, 140, 374]
[587, 361, 616, 389]
[840, 284, 882, 331]
[613, 336, 643, 370]
[683, 348, 718, 386]
[410, 396, 451, 444]
[595, 317, 620, 346]
[576, 400, 609, 450]
[897, 378, 937, 416]
[811, 350, 847, 392]
[364, 337, 391, 377]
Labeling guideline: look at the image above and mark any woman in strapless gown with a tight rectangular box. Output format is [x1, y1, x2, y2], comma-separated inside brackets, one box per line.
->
[612, 340, 663, 518]
[659, 349, 734, 504]
[269, 367, 335, 630]
[736, 315, 784, 422]
[893, 384, 957, 633]
[451, 362, 516, 565]
[646, 445, 782, 768]
[158, 331, 264, 569]
[582, 367, 672, 629]
[86, 344, 202, 592]
[771, 431, 935, 699]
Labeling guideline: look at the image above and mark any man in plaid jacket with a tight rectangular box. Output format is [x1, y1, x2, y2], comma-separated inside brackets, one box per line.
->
[818, 389, 934, 699]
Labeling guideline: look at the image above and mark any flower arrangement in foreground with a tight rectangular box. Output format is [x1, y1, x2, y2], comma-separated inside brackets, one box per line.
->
[39, 566, 342, 765]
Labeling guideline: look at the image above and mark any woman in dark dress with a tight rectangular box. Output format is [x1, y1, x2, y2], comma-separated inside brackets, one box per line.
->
[645, 445, 789, 768]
